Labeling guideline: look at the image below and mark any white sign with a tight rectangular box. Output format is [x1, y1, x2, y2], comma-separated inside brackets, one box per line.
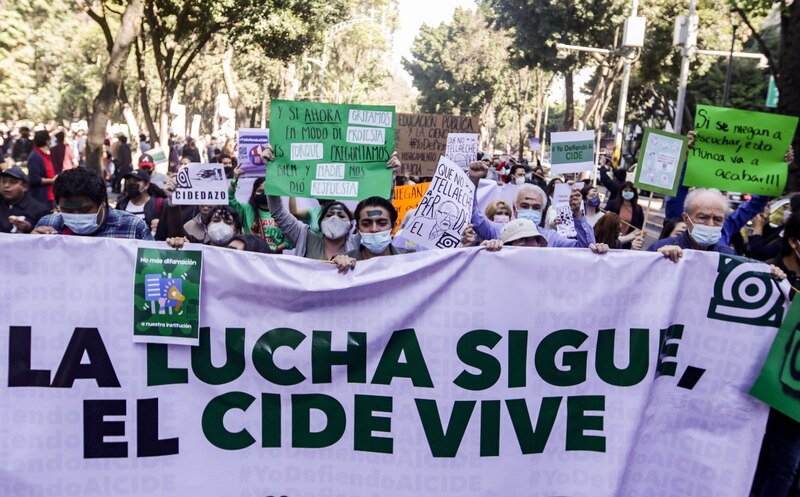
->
[550, 130, 596, 174]
[553, 182, 583, 238]
[0, 234, 780, 497]
[445, 133, 479, 170]
[395, 156, 475, 250]
[237, 128, 270, 178]
[172, 163, 228, 205]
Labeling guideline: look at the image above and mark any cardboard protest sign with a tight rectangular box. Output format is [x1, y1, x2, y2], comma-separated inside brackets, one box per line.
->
[237, 128, 270, 178]
[550, 130, 595, 174]
[751, 294, 800, 423]
[552, 182, 583, 238]
[445, 133, 478, 170]
[395, 156, 474, 250]
[396, 113, 480, 176]
[392, 182, 430, 232]
[267, 100, 395, 200]
[685, 105, 798, 196]
[172, 163, 228, 205]
[633, 128, 688, 196]
[133, 248, 202, 345]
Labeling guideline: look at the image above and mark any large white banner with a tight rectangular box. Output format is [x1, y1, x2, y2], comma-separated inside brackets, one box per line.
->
[0, 235, 784, 497]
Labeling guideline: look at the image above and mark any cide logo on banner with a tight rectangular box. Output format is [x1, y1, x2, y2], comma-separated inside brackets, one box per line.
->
[707, 256, 784, 327]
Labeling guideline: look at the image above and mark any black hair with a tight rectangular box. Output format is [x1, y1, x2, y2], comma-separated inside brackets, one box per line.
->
[248, 177, 266, 213]
[782, 211, 800, 257]
[616, 181, 638, 204]
[790, 194, 800, 213]
[506, 164, 527, 183]
[230, 234, 274, 254]
[53, 167, 107, 206]
[55, 131, 65, 143]
[545, 177, 562, 198]
[320, 201, 354, 221]
[33, 130, 49, 147]
[580, 184, 597, 199]
[202, 205, 242, 233]
[119, 135, 128, 144]
[659, 217, 684, 240]
[354, 196, 397, 227]
[613, 167, 627, 182]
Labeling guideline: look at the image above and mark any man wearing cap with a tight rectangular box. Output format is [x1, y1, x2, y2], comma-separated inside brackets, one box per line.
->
[137, 153, 168, 189]
[33, 167, 152, 240]
[467, 161, 596, 248]
[116, 169, 164, 233]
[0, 166, 51, 233]
[480, 218, 609, 254]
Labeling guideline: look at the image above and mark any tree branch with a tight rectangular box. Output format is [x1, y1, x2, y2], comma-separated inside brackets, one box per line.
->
[85, 6, 114, 53]
[731, 4, 778, 79]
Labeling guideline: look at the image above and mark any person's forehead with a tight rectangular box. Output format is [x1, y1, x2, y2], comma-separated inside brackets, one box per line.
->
[59, 195, 96, 208]
[361, 207, 389, 219]
[691, 194, 726, 213]
[517, 193, 541, 203]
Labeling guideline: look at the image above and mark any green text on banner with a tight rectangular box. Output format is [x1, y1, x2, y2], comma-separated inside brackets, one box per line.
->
[267, 100, 395, 200]
[634, 128, 688, 196]
[684, 105, 798, 196]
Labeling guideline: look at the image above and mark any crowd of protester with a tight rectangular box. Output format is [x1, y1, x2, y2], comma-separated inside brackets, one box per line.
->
[1, 120, 799, 496]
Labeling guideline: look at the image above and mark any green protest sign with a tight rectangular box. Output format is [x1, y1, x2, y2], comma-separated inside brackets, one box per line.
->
[133, 248, 203, 345]
[267, 100, 395, 200]
[751, 295, 800, 423]
[633, 128, 688, 196]
[685, 105, 798, 196]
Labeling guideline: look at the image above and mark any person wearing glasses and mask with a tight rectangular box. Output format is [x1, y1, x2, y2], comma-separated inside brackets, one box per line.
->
[33, 168, 152, 239]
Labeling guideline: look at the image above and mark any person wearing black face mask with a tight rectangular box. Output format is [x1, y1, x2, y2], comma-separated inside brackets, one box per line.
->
[116, 169, 164, 234]
[229, 169, 293, 253]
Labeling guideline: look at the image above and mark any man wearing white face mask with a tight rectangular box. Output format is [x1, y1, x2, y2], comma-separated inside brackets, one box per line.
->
[466, 161, 596, 249]
[332, 196, 405, 273]
[32, 168, 152, 239]
[649, 188, 735, 260]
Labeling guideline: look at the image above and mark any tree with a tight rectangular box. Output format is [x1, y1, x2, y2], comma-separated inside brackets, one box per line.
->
[85, 0, 145, 176]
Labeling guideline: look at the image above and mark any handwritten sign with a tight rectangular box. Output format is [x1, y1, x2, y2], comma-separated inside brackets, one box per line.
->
[553, 182, 583, 238]
[172, 163, 228, 205]
[550, 130, 595, 174]
[633, 128, 688, 196]
[445, 133, 478, 170]
[685, 105, 798, 196]
[394, 156, 474, 250]
[237, 128, 270, 178]
[392, 182, 431, 232]
[396, 113, 480, 176]
[267, 100, 395, 200]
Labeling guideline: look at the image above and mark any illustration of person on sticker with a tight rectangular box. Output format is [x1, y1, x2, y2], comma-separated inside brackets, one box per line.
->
[428, 201, 464, 240]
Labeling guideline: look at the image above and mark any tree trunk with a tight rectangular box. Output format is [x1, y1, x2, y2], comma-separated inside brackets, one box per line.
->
[563, 70, 575, 131]
[135, 35, 159, 145]
[222, 47, 249, 129]
[86, 0, 144, 177]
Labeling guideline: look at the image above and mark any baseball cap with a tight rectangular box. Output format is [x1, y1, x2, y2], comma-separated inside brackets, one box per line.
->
[138, 153, 154, 169]
[499, 218, 547, 246]
[0, 166, 29, 183]
[124, 169, 151, 182]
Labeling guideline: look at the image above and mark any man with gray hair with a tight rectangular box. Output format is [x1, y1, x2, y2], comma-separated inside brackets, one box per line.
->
[466, 161, 597, 248]
[649, 187, 734, 260]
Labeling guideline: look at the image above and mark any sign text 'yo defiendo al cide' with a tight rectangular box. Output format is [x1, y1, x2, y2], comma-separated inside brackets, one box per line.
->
[12, 323, 675, 459]
[266, 100, 396, 200]
[685, 104, 799, 196]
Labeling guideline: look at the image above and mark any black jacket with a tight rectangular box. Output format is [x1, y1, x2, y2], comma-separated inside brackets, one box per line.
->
[0, 192, 51, 233]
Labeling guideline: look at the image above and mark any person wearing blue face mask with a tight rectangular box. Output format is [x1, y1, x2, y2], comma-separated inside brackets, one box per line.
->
[581, 185, 604, 228]
[465, 161, 596, 249]
[332, 196, 405, 273]
[648, 188, 734, 260]
[605, 181, 644, 249]
[32, 167, 152, 239]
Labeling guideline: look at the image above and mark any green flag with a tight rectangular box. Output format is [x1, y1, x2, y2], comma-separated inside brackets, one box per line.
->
[267, 100, 396, 200]
[684, 105, 798, 196]
[751, 294, 800, 423]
